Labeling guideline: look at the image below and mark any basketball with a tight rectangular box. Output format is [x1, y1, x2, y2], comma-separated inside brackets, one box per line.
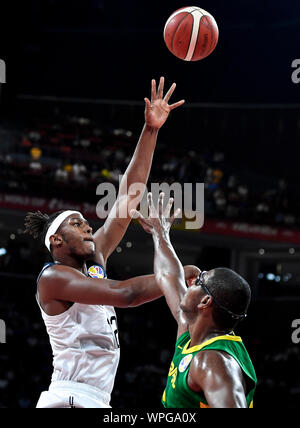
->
[163, 6, 219, 61]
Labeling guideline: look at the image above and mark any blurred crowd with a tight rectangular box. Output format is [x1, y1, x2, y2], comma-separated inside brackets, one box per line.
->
[0, 112, 299, 228]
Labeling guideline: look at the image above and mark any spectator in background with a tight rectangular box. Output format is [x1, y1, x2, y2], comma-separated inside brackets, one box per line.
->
[28, 130, 41, 142]
[101, 168, 112, 181]
[29, 161, 42, 173]
[30, 146, 42, 161]
[21, 136, 32, 150]
[255, 200, 270, 220]
[79, 138, 91, 150]
[1, 101, 299, 229]
[90, 164, 103, 184]
[63, 162, 72, 177]
[213, 189, 227, 214]
[72, 161, 87, 185]
[212, 168, 223, 185]
[29, 146, 43, 174]
[54, 164, 68, 184]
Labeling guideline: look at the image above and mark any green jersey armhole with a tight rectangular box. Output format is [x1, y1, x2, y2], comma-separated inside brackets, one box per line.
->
[175, 330, 190, 348]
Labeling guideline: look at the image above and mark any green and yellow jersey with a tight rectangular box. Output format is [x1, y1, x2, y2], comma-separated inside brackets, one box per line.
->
[162, 331, 257, 408]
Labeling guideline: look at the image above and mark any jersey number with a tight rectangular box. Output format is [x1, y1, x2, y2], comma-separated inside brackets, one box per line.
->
[108, 316, 120, 348]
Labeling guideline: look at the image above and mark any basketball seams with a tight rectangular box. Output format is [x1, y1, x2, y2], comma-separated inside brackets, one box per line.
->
[163, 7, 200, 38]
[201, 16, 213, 59]
[192, 15, 217, 61]
[170, 13, 192, 54]
[169, 9, 202, 58]
[197, 8, 215, 22]
[184, 11, 204, 61]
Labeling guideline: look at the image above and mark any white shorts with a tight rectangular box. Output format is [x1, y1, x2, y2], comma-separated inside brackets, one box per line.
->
[36, 381, 111, 408]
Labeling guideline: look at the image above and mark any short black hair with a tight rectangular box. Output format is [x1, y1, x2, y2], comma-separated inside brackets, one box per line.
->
[205, 267, 251, 332]
[24, 210, 64, 251]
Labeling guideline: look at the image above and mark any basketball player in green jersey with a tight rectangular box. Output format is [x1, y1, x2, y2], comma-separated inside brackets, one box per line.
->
[132, 193, 257, 408]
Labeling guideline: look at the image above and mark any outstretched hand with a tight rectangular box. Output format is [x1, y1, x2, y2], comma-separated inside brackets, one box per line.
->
[132, 194, 201, 295]
[130, 192, 181, 236]
[144, 77, 185, 129]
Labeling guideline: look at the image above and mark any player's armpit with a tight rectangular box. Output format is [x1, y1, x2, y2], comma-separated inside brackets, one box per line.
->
[188, 350, 248, 408]
[93, 192, 140, 265]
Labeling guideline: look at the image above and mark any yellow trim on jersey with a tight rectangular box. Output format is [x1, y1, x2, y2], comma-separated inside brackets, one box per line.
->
[181, 334, 242, 354]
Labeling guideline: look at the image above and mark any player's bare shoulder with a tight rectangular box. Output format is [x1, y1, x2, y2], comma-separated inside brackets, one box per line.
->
[40, 263, 82, 282]
[38, 264, 85, 298]
[188, 349, 246, 392]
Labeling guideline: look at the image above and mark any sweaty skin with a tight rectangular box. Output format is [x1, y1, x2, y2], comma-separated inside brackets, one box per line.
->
[133, 193, 250, 408]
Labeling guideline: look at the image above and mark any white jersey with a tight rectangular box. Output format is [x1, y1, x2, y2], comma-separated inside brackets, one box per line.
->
[36, 262, 120, 408]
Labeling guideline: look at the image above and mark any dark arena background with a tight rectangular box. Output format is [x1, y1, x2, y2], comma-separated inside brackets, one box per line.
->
[0, 0, 300, 409]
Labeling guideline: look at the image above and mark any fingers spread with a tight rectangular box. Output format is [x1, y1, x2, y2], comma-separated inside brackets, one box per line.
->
[164, 83, 176, 104]
[147, 192, 157, 218]
[158, 192, 165, 218]
[169, 99, 185, 110]
[157, 76, 165, 99]
[164, 197, 174, 218]
[151, 79, 157, 102]
[147, 192, 153, 209]
[144, 97, 151, 108]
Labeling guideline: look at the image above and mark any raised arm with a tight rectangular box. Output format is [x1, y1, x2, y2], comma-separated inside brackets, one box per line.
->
[132, 193, 200, 338]
[93, 77, 185, 265]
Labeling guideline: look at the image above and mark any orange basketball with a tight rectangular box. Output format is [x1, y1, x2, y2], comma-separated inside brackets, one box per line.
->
[163, 6, 219, 61]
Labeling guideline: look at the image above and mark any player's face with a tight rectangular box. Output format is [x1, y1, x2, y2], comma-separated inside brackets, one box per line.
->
[180, 270, 214, 316]
[59, 214, 96, 260]
[180, 284, 203, 316]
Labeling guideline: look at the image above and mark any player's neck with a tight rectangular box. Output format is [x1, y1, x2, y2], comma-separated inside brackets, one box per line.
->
[188, 320, 227, 348]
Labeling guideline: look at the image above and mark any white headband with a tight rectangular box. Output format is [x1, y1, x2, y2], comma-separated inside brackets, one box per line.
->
[45, 210, 81, 252]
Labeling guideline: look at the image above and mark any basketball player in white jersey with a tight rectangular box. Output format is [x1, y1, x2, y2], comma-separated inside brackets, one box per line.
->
[24, 78, 186, 408]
